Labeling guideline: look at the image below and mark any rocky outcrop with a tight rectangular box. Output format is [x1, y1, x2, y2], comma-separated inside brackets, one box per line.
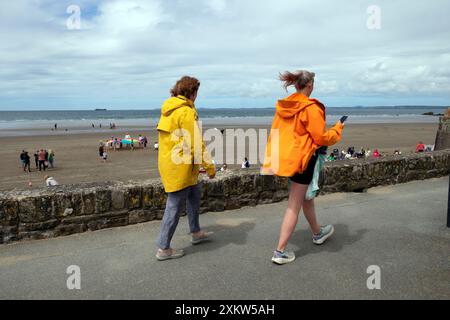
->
[1, 150, 449, 244]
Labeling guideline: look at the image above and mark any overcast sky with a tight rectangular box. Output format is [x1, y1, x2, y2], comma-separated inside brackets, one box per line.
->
[0, 0, 449, 110]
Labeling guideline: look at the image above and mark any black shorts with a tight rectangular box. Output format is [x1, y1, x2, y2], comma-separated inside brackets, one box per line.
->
[289, 152, 318, 185]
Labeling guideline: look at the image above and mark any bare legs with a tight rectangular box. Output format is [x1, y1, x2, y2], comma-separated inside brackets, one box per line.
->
[276, 182, 321, 252]
[302, 198, 321, 235]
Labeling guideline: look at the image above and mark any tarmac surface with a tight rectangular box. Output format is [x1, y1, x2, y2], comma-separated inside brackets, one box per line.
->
[0, 177, 449, 300]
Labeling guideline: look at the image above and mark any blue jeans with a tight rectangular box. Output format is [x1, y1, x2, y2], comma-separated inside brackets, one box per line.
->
[157, 184, 201, 250]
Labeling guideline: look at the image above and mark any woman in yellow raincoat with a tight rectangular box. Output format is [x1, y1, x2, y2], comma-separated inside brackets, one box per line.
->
[156, 76, 216, 261]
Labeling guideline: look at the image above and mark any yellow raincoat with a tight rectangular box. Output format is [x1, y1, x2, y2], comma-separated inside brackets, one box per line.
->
[157, 95, 215, 193]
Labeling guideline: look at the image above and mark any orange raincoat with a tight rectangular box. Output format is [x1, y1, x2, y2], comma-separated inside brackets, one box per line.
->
[262, 93, 343, 177]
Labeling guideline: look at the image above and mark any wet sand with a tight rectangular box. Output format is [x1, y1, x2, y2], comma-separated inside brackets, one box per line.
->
[0, 122, 439, 191]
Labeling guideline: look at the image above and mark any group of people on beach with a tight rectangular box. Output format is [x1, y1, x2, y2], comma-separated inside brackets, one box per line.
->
[325, 147, 380, 161]
[103, 134, 150, 151]
[325, 141, 433, 162]
[20, 149, 55, 172]
[209, 158, 250, 173]
[91, 123, 117, 129]
[98, 134, 157, 162]
[415, 141, 434, 153]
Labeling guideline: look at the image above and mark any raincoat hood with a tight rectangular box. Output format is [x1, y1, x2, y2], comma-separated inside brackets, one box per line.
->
[161, 95, 196, 117]
[275, 92, 323, 119]
[158, 95, 198, 134]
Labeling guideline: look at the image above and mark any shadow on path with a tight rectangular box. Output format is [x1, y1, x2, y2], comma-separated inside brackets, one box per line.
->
[291, 224, 367, 258]
[181, 220, 256, 256]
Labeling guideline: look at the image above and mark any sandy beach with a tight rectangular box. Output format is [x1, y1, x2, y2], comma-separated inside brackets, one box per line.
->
[0, 122, 439, 191]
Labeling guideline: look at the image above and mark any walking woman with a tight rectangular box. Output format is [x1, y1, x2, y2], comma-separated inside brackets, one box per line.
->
[262, 70, 345, 265]
[156, 76, 216, 261]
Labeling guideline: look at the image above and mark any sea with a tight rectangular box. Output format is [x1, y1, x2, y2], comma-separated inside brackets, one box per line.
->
[0, 106, 446, 136]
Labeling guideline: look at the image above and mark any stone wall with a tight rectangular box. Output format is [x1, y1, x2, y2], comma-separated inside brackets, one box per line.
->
[435, 111, 450, 151]
[1, 150, 449, 244]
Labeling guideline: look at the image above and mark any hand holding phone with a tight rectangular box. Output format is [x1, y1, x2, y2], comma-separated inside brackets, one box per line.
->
[340, 116, 348, 124]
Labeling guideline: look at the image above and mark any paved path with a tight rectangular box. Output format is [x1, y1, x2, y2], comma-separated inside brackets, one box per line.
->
[0, 177, 449, 300]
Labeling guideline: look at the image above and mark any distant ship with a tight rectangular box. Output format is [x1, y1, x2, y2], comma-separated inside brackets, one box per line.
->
[95, 108, 107, 111]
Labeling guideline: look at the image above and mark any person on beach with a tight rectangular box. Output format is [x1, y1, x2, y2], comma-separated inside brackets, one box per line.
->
[327, 152, 336, 161]
[23, 151, 31, 172]
[99, 143, 105, 160]
[356, 148, 365, 159]
[48, 149, 55, 168]
[262, 70, 345, 265]
[241, 157, 250, 168]
[143, 136, 148, 148]
[373, 149, 380, 158]
[44, 149, 49, 168]
[155, 76, 216, 261]
[347, 146, 355, 157]
[19, 150, 26, 170]
[38, 149, 46, 171]
[34, 151, 39, 169]
[44, 175, 59, 187]
[415, 141, 425, 153]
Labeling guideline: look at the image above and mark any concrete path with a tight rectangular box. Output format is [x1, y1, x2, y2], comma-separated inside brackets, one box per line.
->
[0, 177, 449, 300]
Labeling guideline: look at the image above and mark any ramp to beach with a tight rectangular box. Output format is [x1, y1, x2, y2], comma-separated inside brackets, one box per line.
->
[0, 177, 448, 300]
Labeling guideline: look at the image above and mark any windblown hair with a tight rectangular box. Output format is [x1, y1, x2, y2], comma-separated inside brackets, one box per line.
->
[279, 70, 315, 91]
[170, 76, 200, 99]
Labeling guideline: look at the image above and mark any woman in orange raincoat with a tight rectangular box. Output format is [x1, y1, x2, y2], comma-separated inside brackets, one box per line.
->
[262, 70, 345, 265]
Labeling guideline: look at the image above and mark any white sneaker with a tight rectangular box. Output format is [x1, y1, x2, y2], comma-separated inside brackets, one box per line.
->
[156, 248, 185, 261]
[271, 250, 296, 265]
[191, 231, 213, 245]
[312, 225, 334, 245]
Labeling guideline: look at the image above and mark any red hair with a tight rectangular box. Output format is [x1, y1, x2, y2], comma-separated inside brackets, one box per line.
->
[170, 76, 200, 99]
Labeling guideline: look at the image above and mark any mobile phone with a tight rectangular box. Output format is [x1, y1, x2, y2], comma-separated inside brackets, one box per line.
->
[340, 116, 348, 123]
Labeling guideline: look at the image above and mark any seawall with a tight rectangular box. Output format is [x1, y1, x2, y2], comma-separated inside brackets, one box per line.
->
[1, 150, 449, 244]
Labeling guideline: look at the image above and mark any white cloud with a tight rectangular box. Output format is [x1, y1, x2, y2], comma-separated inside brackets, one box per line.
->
[0, 0, 449, 109]
[93, 0, 166, 33]
[207, 0, 227, 15]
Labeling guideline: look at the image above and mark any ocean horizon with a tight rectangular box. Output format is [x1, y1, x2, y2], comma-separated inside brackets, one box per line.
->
[0, 106, 446, 134]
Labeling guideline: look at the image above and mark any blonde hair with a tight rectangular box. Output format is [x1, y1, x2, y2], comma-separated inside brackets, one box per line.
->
[279, 70, 315, 91]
